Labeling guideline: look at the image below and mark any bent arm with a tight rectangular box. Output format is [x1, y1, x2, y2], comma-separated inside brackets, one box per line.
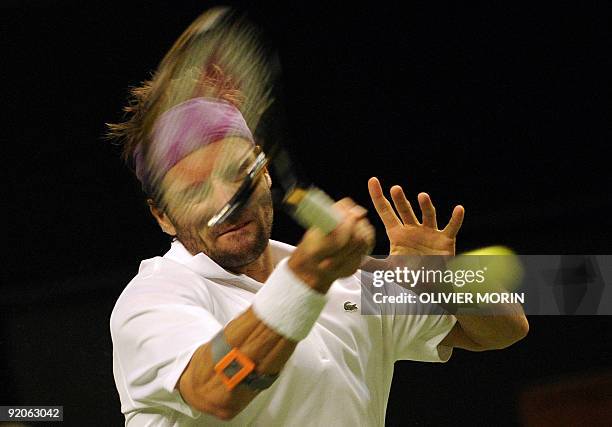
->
[441, 305, 529, 351]
[177, 204, 375, 420]
[178, 307, 298, 420]
[178, 251, 342, 420]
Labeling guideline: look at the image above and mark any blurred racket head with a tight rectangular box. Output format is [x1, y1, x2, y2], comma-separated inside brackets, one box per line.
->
[136, 7, 338, 235]
[140, 7, 279, 227]
[149, 7, 275, 131]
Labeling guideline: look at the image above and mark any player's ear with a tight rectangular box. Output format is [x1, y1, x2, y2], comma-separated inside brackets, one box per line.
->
[147, 198, 177, 236]
[263, 167, 272, 188]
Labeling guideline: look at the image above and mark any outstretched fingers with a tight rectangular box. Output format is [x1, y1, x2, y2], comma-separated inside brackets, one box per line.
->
[368, 177, 401, 229]
[369, 178, 463, 239]
[390, 185, 419, 226]
[417, 193, 438, 229]
[442, 205, 465, 238]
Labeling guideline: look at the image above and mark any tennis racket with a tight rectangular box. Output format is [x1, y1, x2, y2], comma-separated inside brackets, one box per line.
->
[145, 7, 342, 234]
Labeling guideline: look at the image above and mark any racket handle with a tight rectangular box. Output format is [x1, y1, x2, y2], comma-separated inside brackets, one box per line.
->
[284, 187, 342, 234]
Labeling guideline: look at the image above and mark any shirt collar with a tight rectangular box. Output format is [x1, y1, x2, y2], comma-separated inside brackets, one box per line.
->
[163, 238, 295, 285]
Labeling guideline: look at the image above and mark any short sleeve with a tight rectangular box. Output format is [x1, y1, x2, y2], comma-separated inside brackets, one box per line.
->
[111, 287, 223, 418]
[393, 309, 457, 362]
[379, 280, 457, 362]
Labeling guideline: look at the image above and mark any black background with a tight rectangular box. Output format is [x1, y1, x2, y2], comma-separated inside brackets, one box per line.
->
[3, 1, 611, 425]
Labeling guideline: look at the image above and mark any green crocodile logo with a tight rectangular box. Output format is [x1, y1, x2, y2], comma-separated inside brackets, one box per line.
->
[343, 301, 358, 311]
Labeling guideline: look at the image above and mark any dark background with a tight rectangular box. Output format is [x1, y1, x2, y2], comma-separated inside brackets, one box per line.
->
[2, 1, 611, 425]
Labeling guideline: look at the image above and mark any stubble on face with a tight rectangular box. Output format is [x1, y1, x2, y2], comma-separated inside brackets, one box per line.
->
[173, 186, 274, 269]
[158, 138, 274, 270]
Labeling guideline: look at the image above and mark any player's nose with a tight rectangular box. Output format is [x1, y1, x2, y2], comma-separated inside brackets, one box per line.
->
[209, 177, 240, 207]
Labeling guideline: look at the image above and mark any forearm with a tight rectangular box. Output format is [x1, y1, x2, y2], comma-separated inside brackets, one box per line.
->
[362, 255, 529, 350]
[179, 307, 297, 420]
[178, 208, 371, 419]
[179, 256, 332, 420]
[453, 303, 529, 350]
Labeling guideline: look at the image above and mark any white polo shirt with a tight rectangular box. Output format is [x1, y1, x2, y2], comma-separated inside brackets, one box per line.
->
[111, 239, 456, 426]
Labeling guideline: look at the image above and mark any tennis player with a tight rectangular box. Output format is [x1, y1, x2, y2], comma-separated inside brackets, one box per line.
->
[108, 20, 528, 427]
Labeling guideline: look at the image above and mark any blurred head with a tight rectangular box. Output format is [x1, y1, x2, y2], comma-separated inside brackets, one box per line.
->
[105, 14, 274, 268]
[149, 136, 274, 268]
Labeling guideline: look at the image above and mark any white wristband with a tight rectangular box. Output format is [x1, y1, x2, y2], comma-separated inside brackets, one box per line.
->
[252, 257, 329, 341]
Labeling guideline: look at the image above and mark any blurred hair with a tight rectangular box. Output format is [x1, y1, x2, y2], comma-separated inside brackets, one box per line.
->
[106, 64, 243, 165]
[106, 9, 244, 167]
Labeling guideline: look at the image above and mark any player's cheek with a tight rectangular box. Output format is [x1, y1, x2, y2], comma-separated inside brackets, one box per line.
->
[173, 202, 216, 235]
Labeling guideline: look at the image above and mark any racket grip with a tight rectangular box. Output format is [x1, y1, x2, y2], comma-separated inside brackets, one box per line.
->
[285, 187, 342, 234]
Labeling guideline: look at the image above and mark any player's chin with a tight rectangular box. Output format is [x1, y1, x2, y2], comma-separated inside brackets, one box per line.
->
[214, 231, 269, 268]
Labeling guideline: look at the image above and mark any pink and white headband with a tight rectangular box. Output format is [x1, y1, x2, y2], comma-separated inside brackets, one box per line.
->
[134, 97, 254, 195]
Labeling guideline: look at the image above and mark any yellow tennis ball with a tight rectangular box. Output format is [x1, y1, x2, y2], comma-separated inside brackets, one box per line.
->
[450, 246, 524, 292]
[462, 245, 516, 256]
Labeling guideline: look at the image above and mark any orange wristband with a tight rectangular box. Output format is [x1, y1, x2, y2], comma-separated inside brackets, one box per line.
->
[211, 330, 279, 391]
[214, 347, 255, 391]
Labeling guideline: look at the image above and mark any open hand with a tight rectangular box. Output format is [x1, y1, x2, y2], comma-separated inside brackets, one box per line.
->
[367, 177, 464, 256]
